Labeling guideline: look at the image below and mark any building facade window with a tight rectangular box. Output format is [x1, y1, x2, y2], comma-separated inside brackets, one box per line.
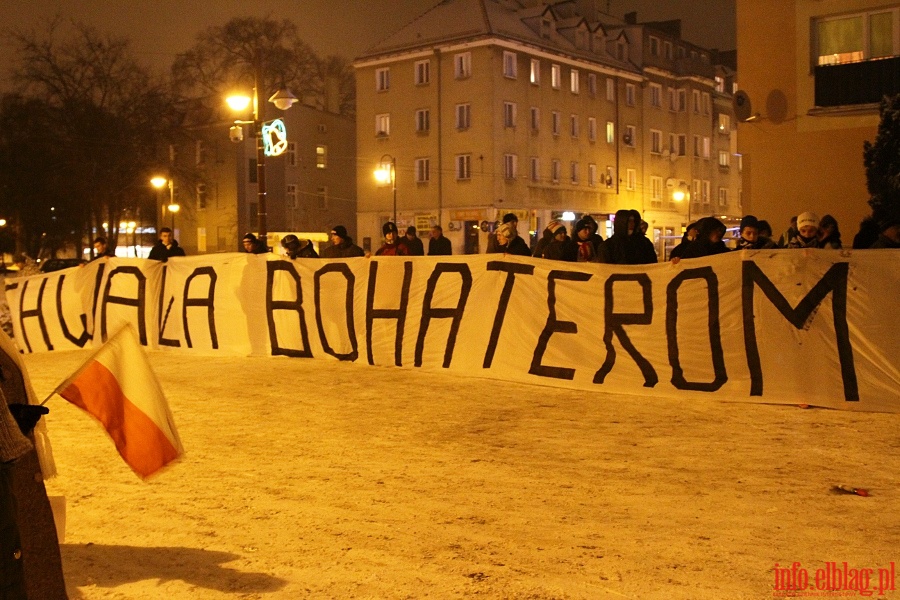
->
[626, 168, 636, 190]
[504, 154, 518, 179]
[551, 64, 561, 89]
[530, 58, 540, 84]
[504, 102, 517, 128]
[588, 117, 597, 142]
[551, 159, 561, 183]
[456, 154, 471, 180]
[286, 184, 297, 208]
[606, 166, 615, 188]
[376, 113, 390, 136]
[588, 163, 597, 187]
[316, 145, 327, 168]
[588, 73, 597, 95]
[718, 113, 731, 134]
[650, 36, 660, 56]
[530, 157, 540, 182]
[625, 83, 636, 105]
[650, 83, 662, 107]
[650, 129, 662, 154]
[317, 186, 328, 210]
[287, 142, 297, 167]
[702, 136, 711, 159]
[664, 41, 673, 60]
[455, 52, 471, 78]
[415, 60, 430, 85]
[815, 9, 899, 65]
[702, 92, 711, 114]
[651, 176, 663, 206]
[376, 67, 390, 91]
[668, 87, 677, 111]
[196, 182, 207, 209]
[678, 89, 687, 112]
[693, 89, 701, 113]
[693, 135, 701, 156]
[531, 107, 540, 130]
[570, 114, 579, 137]
[606, 78, 615, 101]
[719, 150, 730, 167]
[703, 180, 711, 205]
[195, 140, 206, 166]
[415, 158, 430, 183]
[552, 111, 561, 136]
[570, 161, 579, 184]
[624, 124, 636, 147]
[718, 187, 728, 207]
[606, 121, 615, 144]
[570, 69, 580, 94]
[677, 134, 687, 155]
[416, 108, 430, 132]
[455, 104, 471, 129]
[503, 51, 517, 78]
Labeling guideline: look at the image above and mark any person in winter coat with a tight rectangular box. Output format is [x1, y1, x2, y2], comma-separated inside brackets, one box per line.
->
[735, 215, 776, 250]
[532, 220, 561, 259]
[486, 213, 519, 253]
[91, 236, 115, 261]
[539, 222, 577, 261]
[241, 232, 268, 254]
[785, 212, 820, 249]
[427, 226, 452, 255]
[572, 218, 597, 262]
[597, 209, 657, 264]
[678, 216, 730, 259]
[490, 223, 530, 256]
[321, 226, 365, 258]
[280, 234, 319, 259]
[375, 222, 409, 256]
[580, 214, 604, 256]
[669, 222, 699, 260]
[399, 226, 425, 256]
[817, 214, 842, 249]
[148, 228, 186, 262]
[852, 217, 881, 249]
[1, 400, 31, 600]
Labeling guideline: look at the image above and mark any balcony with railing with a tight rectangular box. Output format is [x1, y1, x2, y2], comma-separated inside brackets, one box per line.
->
[814, 56, 900, 107]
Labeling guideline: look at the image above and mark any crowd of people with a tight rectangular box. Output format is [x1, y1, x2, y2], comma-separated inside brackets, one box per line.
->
[266, 207, 900, 265]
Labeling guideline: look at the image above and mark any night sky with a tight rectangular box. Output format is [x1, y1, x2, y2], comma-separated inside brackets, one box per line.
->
[0, 0, 735, 84]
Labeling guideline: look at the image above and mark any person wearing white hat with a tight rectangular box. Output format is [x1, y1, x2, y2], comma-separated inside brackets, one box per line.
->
[786, 211, 820, 249]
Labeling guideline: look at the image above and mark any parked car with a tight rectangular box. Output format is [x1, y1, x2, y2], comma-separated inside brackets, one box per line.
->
[39, 258, 86, 273]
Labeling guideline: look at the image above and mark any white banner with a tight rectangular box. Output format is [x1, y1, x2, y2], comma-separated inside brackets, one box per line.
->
[6, 251, 900, 412]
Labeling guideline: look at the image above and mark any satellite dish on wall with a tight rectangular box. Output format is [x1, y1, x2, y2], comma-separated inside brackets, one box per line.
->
[733, 90, 753, 122]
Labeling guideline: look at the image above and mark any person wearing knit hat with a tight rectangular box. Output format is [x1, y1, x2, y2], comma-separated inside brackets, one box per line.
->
[322, 225, 365, 258]
[573, 218, 596, 262]
[280, 234, 319, 259]
[491, 222, 530, 256]
[539, 220, 577, 261]
[401, 225, 425, 256]
[241, 232, 268, 254]
[375, 222, 409, 256]
[531, 220, 563, 258]
[786, 211, 820, 249]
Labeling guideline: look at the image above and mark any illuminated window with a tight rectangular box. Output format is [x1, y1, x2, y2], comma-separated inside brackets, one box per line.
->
[570, 69, 579, 94]
[376, 114, 390, 136]
[606, 121, 615, 144]
[530, 58, 540, 84]
[551, 64, 561, 89]
[316, 145, 327, 169]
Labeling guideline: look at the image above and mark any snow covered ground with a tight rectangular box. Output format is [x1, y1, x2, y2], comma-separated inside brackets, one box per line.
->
[23, 349, 900, 599]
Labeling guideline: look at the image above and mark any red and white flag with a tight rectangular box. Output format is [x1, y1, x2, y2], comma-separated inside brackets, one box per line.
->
[54, 324, 183, 478]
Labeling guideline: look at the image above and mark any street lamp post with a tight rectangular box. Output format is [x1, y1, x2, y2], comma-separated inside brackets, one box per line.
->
[374, 154, 397, 225]
[227, 71, 297, 247]
[151, 176, 180, 231]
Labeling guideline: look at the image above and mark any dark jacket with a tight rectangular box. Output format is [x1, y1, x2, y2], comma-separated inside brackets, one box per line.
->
[681, 217, 731, 259]
[542, 236, 578, 261]
[597, 210, 658, 264]
[489, 235, 530, 257]
[871, 234, 900, 249]
[321, 238, 365, 258]
[400, 235, 424, 256]
[148, 239, 186, 262]
[735, 236, 777, 250]
[286, 240, 318, 259]
[428, 235, 452, 256]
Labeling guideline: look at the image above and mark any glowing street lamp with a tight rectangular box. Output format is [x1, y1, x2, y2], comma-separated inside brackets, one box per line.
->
[227, 75, 298, 244]
[374, 154, 397, 225]
[151, 176, 179, 230]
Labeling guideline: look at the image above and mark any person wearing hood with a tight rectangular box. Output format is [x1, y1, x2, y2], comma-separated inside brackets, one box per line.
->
[280, 234, 319, 259]
[427, 226, 452, 255]
[816, 214, 842, 249]
[241, 232, 268, 254]
[679, 216, 730, 259]
[321, 225, 365, 258]
[148, 227, 186, 262]
[785, 212, 820, 248]
[669, 222, 699, 260]
[532, 220, 561, 258]
[573, 218, 597, 262]
[735, 215, 776, 250]
[597, 209, 657, 264]
[852, 216, 881, 249]
[375, 222, 409, 256]
[581, 214, 604, 255]
[491, 222, 531, 256]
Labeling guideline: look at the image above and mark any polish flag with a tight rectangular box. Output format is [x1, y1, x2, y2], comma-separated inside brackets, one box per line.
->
[55, 324, 184, 479]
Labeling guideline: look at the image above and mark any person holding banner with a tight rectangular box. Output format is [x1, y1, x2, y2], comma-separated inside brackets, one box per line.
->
[375, 222, 409, 256]
[735, 216, 776, 250]
[680, 216, 731, 259]
[242, 233, 268, 254]
[597, 210, 657, 264]
[281, 234, 319, 259]
[785, 212, 820, 249]
[322, 226, 365, 258]
[491, 223, 530, 257]
[148, 228, 186, 262]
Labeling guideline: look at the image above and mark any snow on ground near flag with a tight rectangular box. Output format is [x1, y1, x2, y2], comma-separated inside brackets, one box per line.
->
[55, 324, 184, 478]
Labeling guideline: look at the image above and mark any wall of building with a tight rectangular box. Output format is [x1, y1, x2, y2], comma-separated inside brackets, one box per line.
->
[737, 0, 880, 238]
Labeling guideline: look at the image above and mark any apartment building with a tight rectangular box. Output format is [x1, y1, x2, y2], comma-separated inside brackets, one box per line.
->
[737, 0, 895, 235]
[169, 101, 356, 255]
[355, 0, 740, 257]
